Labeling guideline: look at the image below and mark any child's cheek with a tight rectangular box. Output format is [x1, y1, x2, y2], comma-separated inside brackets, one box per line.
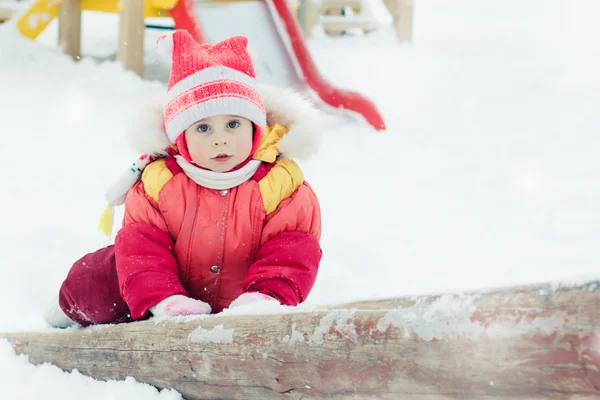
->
[189, 143, 208, 163]
[236, 138, 251, 156]
[198, 148, 210, 162]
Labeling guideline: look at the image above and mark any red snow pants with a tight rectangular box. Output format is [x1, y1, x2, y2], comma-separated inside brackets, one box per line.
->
[58, 245, 141, 327]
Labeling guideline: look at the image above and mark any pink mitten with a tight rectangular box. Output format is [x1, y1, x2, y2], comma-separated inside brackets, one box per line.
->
[150, 295, 211, 317]
[229, 292, 279, 309]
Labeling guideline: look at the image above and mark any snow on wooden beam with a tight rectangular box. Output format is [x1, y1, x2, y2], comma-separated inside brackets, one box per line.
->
[2, 280, 600, 399]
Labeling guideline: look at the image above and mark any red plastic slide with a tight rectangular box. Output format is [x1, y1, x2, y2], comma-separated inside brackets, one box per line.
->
[169, 0, 205, 43]
[168, 0, 385, 131]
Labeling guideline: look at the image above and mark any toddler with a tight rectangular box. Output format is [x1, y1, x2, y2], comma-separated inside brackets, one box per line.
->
[44, 30, 323, 327]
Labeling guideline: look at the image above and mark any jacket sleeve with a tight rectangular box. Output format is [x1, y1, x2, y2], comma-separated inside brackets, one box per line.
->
[242, 183, 322, 306]
[114, 181, 187, 319]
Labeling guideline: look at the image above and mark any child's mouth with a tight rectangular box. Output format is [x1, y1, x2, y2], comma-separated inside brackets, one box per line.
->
[213, 154, 233, 162]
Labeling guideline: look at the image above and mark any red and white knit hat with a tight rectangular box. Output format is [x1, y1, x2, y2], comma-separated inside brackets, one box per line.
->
[156, 30, 267, 142]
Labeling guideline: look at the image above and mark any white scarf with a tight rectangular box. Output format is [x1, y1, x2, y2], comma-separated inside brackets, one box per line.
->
[174, 156, 262, 190]
[106, 156, 262, 208]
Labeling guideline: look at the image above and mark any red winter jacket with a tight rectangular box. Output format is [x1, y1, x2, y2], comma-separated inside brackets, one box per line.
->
[114, 125, 322, 319]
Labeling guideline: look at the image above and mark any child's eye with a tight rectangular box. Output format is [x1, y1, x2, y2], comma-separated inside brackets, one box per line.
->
[197, 124, 210, 133]
[227, 120, 240, 129]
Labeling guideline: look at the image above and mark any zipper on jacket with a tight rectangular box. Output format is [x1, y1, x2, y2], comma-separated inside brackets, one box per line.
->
[209, 188, 230, 307]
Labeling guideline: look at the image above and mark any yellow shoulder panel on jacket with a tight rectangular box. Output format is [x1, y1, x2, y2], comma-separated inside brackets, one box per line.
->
[141, 159, 174, 202]
[253, 125, 288, 163]
[258, 159, 305, 215]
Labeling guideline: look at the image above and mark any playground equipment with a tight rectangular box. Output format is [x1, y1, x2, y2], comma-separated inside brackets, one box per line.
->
[16, 0, 385, 130]
[296, 0, 413, 41]
[16, 0, 200, 78]
[382, 0, 413, 42]
[0, 7, 12, 23]
[320, 1, 378, 36]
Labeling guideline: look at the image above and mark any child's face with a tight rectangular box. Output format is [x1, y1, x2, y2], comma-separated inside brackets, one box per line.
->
[184, 115, 254, 172]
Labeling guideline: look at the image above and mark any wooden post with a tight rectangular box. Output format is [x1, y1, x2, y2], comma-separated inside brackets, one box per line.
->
[117, 0, 145, 77]
[383, 0, 414, 42]
[396, 0, 414, 42]
[297, 0, 319, 38]
[0, 8, 13, 23]
[58, 0, 81, 60]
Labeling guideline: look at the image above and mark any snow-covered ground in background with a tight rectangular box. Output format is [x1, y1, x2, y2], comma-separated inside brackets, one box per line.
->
[1, 0, 599, 397]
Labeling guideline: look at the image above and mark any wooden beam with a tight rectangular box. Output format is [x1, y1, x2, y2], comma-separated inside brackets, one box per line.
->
[323, 21, 372, 36]
[320, 0, 361, 12]
[321, 14, 375, 36]
[2, 280, 600, 398]
[58, 0, 81, 60]
[117, 0, 145, 77]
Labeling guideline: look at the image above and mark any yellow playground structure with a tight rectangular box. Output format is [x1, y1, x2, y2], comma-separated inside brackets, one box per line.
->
[16, 0, 182, 75]
[17, 0, 175, 40]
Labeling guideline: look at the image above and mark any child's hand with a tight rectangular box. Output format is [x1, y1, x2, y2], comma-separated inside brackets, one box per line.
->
[150, 295, 211, 317]
[229, 292, 279, 309]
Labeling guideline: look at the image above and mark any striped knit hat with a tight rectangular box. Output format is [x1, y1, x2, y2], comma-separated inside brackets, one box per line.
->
[156, 30, 267, 142]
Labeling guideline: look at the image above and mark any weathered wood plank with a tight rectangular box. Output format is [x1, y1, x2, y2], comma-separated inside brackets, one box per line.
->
[2, 280, 600, 399]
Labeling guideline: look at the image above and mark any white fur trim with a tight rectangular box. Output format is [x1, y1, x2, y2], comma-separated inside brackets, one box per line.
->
[165, 96, 266, 142]
[156, 34, 174, 57]
[127, 84, 323, 159]
[167, 66, 258, 102]
[127, 94, 171, 156]
[257, 83, 325, 160]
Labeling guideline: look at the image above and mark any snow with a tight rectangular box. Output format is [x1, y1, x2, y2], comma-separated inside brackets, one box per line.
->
[189, 324, 234, 343]
[308, 310, 357, 345]
[0, 0, 599, 397]
[375, 293, 566, 341]
[0, 340, 182, 399]
[282, 323, 305, 344]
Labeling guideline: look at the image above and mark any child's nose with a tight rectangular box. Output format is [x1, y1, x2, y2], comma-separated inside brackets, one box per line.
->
[214, 135, 228, 146]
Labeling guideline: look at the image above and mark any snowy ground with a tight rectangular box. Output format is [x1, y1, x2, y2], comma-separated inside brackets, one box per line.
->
[1, 0, 599, 397]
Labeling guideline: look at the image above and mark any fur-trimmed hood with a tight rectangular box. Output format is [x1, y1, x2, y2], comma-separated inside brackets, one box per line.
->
[127, 83, 324, 160]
